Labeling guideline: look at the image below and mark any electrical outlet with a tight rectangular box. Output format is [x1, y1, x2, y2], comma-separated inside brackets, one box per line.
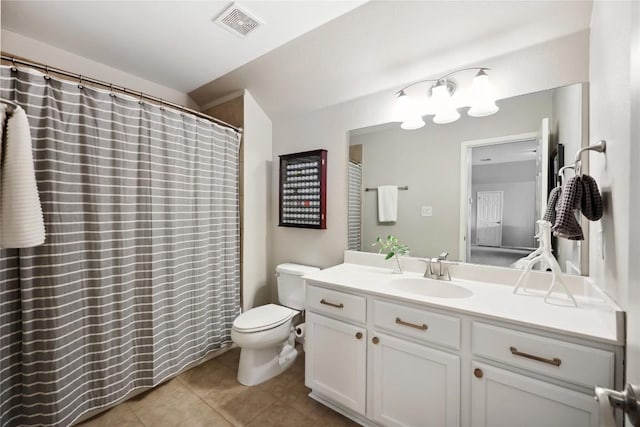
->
[421, 206, 433, 217]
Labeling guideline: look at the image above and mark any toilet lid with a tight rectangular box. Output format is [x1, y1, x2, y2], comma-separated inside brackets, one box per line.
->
[233, 304, 297, 333]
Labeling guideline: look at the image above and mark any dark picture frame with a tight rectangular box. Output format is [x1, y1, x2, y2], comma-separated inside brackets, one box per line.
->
[549, 143, 565, 192]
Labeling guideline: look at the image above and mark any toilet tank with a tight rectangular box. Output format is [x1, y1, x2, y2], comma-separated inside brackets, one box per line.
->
[276, 263, 320, 310]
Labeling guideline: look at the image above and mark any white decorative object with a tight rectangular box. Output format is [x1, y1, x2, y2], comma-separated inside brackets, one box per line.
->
[513, 220, 578, 307]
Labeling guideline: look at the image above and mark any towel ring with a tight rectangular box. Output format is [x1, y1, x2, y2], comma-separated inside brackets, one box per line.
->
[558, 165, 575, 186]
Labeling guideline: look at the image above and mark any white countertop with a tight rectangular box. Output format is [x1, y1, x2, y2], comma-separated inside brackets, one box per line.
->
[303, 262, 623, 346]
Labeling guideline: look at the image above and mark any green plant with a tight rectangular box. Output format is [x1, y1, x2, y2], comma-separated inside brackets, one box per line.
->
[371, 235, 410, 260]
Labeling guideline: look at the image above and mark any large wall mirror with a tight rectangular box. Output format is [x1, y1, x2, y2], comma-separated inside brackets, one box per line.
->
[347, 83, 588, 275]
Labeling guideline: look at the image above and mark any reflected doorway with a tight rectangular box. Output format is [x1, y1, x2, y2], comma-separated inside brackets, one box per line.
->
[460, 131, 544, 268]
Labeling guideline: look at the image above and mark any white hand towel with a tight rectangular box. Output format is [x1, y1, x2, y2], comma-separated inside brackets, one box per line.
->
[377, 185, 398, 222]
[0, 105, 46, 248]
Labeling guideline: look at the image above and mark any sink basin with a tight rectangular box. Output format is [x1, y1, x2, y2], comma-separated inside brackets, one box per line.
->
[390, 277, 473, 299]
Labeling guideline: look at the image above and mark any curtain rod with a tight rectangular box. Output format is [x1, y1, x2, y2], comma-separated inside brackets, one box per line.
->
[1, 53, 243, 134]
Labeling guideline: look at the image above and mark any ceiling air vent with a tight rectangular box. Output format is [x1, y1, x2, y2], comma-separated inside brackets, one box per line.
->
[214, 3, 262, 38]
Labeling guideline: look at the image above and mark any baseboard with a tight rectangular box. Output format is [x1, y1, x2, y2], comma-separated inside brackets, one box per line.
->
[308, 391, 379, 427]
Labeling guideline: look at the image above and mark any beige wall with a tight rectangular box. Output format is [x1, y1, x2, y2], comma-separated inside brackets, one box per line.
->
[349, 90, 552, 259]
[243, 91, 273, 310]
[206, 91, 273, 311]
[589, 0, 640, 385]
[629, 0, 640, 386]
[270, 32, 589, 282]
[1, 29, 196, 108]
[589, 2, 632, 308]
[551, 83, 588, 274]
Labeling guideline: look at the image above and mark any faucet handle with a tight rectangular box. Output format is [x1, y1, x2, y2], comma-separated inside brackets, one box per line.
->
[438, 252, 449, 261]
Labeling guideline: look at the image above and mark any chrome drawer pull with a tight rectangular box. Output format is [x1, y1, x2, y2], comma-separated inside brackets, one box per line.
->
[395, 317, 428, 331]
[320, 299, 344, 309]
[509, 346, 561, 366]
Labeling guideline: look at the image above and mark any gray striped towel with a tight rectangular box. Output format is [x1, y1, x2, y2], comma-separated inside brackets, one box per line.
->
[580, 174, 603, 220]
[553, 175, 584, 240]
[543, 186, 561, 224]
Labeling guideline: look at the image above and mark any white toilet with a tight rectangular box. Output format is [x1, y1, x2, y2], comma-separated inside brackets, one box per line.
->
[231, 263, 319, 386]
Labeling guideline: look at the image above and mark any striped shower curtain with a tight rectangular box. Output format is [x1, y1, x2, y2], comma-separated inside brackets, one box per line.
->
[348, 161, 362, 251]
[0, 66, 241, 426]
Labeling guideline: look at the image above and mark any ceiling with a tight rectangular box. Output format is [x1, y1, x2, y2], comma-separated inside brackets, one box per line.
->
[1, 0, 366, 92]
[472, 140, 538, 165]
[2, 1, 592, 119]
[190, 1, 592, 118]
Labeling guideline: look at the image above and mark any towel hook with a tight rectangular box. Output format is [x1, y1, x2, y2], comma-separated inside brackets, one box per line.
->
[575, 140, 607, 176]
[575, 140, 607, 163]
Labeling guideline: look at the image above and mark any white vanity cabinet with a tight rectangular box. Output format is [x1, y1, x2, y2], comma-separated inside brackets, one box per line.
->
[304, 281, 621, 427]
[470, 362, 599, 427]
[305, 312, 367, 415]
[470, 322, 612, 427]
[305, 283, 461, 427]
[370, 332, 460, 427]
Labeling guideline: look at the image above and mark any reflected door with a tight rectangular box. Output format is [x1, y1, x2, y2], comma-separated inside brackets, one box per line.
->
[476, 191, 503, 246]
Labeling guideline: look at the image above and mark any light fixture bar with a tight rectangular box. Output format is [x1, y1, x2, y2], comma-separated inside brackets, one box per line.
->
[393, 66, 498, 128]
[396, 67, 490, 95]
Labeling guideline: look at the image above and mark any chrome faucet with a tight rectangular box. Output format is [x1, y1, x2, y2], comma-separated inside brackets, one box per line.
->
[421, 252, 454, 281]
[419, 258, 436, 279]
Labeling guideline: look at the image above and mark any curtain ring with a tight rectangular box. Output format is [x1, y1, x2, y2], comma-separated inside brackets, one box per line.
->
[159, 98, 165, 111]
[44, 66, 51, 80]
[138, 91, 144, 105]
[180, 105, 185, 116]
[10, 58, 17, 73]
[109, 83, 116, 98]
[77, 75, 84, 89]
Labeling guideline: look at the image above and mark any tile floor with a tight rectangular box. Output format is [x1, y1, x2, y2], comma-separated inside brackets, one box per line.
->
[78, 346, 358, 427]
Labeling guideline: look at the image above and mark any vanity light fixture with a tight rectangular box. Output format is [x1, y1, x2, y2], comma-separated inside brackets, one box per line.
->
[395, 90, 425, 130]
[394, 67, 499, 129]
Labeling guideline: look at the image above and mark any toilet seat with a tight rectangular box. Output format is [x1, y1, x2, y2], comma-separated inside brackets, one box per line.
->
[232, 304, 298, 333]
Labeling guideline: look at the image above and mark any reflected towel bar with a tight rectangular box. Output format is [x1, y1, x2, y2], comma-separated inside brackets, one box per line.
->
[365, 186, 408, 192]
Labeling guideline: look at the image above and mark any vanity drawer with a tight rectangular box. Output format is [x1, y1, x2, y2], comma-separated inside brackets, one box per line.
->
[472, 322, 614, 388]
[373, 299, 461, 350]
[306, 285, 366, 323]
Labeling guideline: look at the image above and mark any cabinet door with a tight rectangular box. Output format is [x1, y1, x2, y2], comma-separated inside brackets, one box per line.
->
[305, 312, 367, 415]
[371, 332, 460, 427]
[471, 362, 599, 427]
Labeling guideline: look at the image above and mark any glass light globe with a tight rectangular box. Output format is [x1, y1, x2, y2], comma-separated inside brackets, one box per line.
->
[400, 115, 425, 130]
[468, 71, 499, 117]
[432, 82, 460, 124]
